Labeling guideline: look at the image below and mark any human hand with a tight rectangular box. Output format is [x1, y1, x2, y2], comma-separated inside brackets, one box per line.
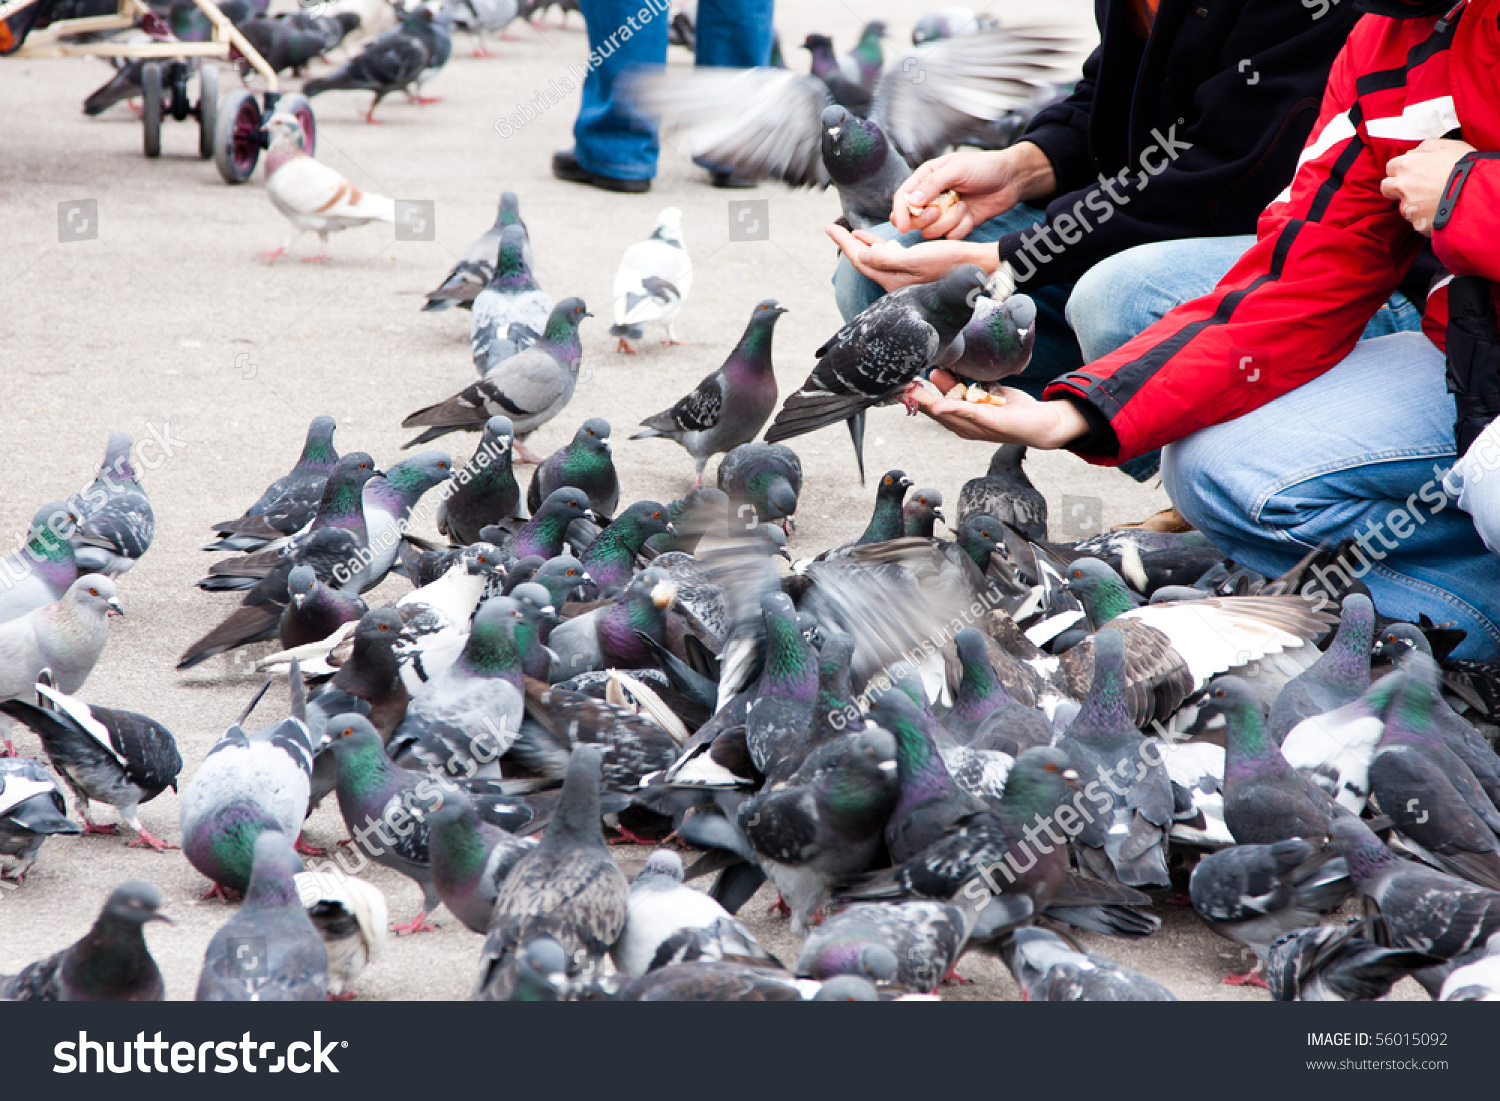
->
[1382, 138, 1475, 236]
[892, 142, 1056, 239]
[906, 369, 1089, 449]
[826, 225, 997, 293]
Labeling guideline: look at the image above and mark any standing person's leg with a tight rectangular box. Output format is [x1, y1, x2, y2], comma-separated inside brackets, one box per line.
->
[1161, 332, 1500, 659]
[832, 205, 1082, 390]
[694, 0, 774, 66]
[559, 0, 669, 188]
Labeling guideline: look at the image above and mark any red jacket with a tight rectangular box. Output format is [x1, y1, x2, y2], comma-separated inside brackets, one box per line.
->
[1046, 0, 1500, 464]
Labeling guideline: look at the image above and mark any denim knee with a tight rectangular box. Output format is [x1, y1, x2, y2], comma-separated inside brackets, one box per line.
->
[1066, 251, 1161, 362]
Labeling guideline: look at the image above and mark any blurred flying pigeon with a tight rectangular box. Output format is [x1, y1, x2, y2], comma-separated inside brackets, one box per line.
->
[470, 225, 552, 374]
[295, 869, 388, 998]
[611, 207, 693, 353]
[717, 441, 802, 532]
[632, 300, 786, 486]
[0, 880, 169, 1001]
[262, 114, 395, 260]
[912, 7, 999, 45]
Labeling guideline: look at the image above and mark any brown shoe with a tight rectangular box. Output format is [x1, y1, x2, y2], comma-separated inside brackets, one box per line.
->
[1112, 507, 1194, 533]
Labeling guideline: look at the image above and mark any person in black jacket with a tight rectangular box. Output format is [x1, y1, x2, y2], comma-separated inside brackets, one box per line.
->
[829, 0, 1421, 479]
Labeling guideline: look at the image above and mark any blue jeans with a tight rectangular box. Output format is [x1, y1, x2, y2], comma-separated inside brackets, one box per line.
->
[573, 0, 772, 180]
[1163, 331, 1500, 660]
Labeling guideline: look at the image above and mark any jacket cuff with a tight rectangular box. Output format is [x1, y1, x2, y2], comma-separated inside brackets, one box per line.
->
[1020, 122, 1089, 194]
[1049, 389, 1121, 460]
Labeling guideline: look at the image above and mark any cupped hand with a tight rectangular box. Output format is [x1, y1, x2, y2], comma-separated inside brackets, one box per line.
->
[907, 369, 1089, 449]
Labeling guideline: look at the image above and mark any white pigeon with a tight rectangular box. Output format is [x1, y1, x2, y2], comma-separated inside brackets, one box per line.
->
[1440, 932, 1500, 1000]
[610, 207, 693, 353]
[295, 869, 389, 998]
[392, 544, 499, 692]
[262, 113, 396, 262]
[1281, 676, 1392, 814]
[610, 849, 767, 976]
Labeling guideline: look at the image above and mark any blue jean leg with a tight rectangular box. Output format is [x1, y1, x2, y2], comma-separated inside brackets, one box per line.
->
[1068, 234, 1424, 362]
[831, 205, 1082, 393]
[694, 0, 774, 66]
[574, 0, 670, 180]
[1162, 331, 1500, 659]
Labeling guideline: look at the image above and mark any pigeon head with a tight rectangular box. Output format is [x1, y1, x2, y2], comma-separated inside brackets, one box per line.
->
[542, 297, 592, 345]
[1372, 621, 1432, 665]
[820, 106, 889, 182]
[572, 417, 613, 456]
[423, 783, 474, 830]
[24, 500, 79, 562]
[1328, 816, 1398, 886]
[729, 300, 788, 370]
[1203, 676, 1282, 768]
[650, 207, 685, 246]
[547, 743, 607, 847]
[288, 564, 318, 608]
[318, 453, 378, 523]
[1063, 557, 1140, 628]
[858, 19, 888, 42]
[856, 943, 898, 982]
[493, 225, 538, 290]
[952, 629, 1005, 716]
[461, 542, 504, 577]
[911, 14, 947, 44]
[987, 443, 1028, 476]
[98, 432, 138, 483]
[1008, 927, 1085, 989]
[497, 191, 522, 226]
[1378, 654, 1443, 740]
[955, 514, 1003, 568]
[801, 33, 838, 73]
[509, 581, 559, 629]
[875, 470, 913, 500]
[532, 555, 596, 605]
[919, 264, 991, 330]
[381, 450, 453, 503]
[850, 723, 899, 779]
[245, 830, 304, 907]
[300, 415, 339, 469]
[760, 591, 817, 698]
[326, 713, 384, 761]
[67, 574, 124, 618]
[351, 606, 403, 655]
[633, 567, 678, 612]
[459, 596, 524, 680]
[635, 849, 686, 887]
[813, 975, 880, 1001]
[265, 112, 308, 155]
[1001, 745, 1080, 823]
[503, 556, 543, 590]
[514, 937, 570, 1001]
[955, 298, 1038, 382]
[536, 487, 597, 525]
[903, 487, 945, 536]
[610, 500, 675, 547]
[479, 416, 515, 458]
[102, 880, 171, 926]
[1063, 630, 1132, 744]
[815, 628, 857, 714]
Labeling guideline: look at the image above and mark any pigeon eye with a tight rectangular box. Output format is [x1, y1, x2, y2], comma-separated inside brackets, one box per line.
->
[1071, 570, 1082, 578]
[90, 588, 99, 596]
[1045, 763, 1058, 773]
[342, 727, 353, 737]
[380, 624, 389, 632]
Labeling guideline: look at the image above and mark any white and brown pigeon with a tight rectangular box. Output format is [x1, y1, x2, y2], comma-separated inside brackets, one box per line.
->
[262, 113, 395, 262]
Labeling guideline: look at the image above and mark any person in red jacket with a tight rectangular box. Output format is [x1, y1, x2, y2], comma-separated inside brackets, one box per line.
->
[909, 0, 1500, 659]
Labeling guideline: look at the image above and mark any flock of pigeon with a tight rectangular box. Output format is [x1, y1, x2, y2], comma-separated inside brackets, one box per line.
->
[8, 5, 1500, 1005]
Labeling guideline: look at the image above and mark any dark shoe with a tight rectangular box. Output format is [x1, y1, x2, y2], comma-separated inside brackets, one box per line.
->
[552, 148, 650, 193]
[711, 170, 757, 189]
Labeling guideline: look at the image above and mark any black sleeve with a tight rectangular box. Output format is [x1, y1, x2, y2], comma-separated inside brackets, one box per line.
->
[1019, 44, 1101, 197]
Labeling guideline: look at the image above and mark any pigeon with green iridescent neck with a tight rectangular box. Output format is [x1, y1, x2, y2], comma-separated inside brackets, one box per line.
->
[527, 418, 618, 519]
[1268, 594, 1373, 746]
[507, 581, 558, 680]
[1369, 656, 1500, 891]
[737, 723, 899, 933]
[403, 298, 592, 454]
[388, 597, 525, 778]
[429, 786, 537, 933]
[484, 487, 596, 562]
[940, 295, 1037, 387]
[197, 830, 328, 1001]
[958, 444, 1046, 537]
[354, 449, 453, 591]
[744, 592, 819, 780]
[437, 416, 521, 546]
[386, 546, 500, 693]
[0, 501, 79, 625]
[851, 470, 912, 545]
[873, 689, 981, 864]
[1331, 815, 1500, 965]
[579, 500, 673, 596]
[207, 415, 340, 552]
[425, 191, 533, 313]
[945, 628, 1049, 750]
[470, 225, 553, 374]
[902, 486, 944, 538]
[717, 441, 801, 532]
[1205, 676, 1336, 846]
[547, 568, 676, 681]
[839, 20, 886, 88]
[631, 300, 787, 487]
[0, 880, 169, 1001]
[71, 432, 155, 577]
[326, 714, 442, 935]
[181, 666, 315, 897]
[806, 629, 857, 750]
[477, 745, 628, 999]
[1055, 631, 1172, 887]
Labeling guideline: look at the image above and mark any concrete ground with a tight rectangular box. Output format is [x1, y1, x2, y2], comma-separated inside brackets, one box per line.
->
[0, 0, 1421, 1001]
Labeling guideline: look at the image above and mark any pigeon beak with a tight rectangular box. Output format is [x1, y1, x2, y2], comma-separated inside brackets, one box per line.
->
[933, 508, 946, 526]
[292, 593, 307, 609]
[107, 599, 124, 617]
[1062, 768, 1080, 789]
[584, 509, 598, 523]
[1017, 327, 1030, 341]
[827, 126, 842, 139]
[601, 439, 612, 453]
[665, 522, 678, 535]
[877, 759, 898, 776]
[147, 912, 173, 924]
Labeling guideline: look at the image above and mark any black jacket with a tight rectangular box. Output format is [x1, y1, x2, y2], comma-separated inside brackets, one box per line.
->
[1000, 0, 1362, 290]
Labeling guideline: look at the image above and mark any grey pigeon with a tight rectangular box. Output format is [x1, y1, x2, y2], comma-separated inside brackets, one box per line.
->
[611, 849, 767, 976]
[196, 831, 329, 1001]
[294, 870, 388, 998]
[402, 298, 592, 455]
[70, 433, 155, 576]
[873, 683, 982, 864]
[445, 0, 520, 55]
[1189, 839, 1352, 986]
[1267, 593, 1374, 745]
[902, 486, 945, 538]
[765, 265, 987, 481]
[476, 745, 628, 999]
[527, 417, 619, 518]
[353, 450, 455, 592]
[428, 786, 537, 933]
[424, 191, 532, 312]
[797, 899, 964, 993]
[393, 546, 502, 693]
[302, 7, 439, 122]
[0, 501, 79, 625]
[326, 714, 443, 934]
[1054, 631, 1173, 887]
[206, 415, 339, 552]
[1440, 933, 1500, 1000]
[631, 300, 786, 486]
[547, 567, 677, 682]
[957, 444, 1046, 536]
[0, 880, 169, 1001]
[470, 225, 553, 374]
[1266, 919, 1438, 1001]
[437, 416, 522, 545]
[717, 441, 802, 532]
[0, 678, 180, 851]
[1005, 927, 1177, 1001]
[280, 564, 367, 650]
[939, 294, 1036, 385]
[180, 666, 315, 897]
[1368, 655, 1500, 891]
[0, 756, 80, 882]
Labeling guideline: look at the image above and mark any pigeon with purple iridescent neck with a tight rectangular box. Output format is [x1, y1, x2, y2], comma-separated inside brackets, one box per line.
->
[483, 488, 596, 563]
[944, 628, 1050, 750]
[428, 786, 537, 934]
[438, 416, 522, 546]
[424, 191, 533, 313]
[902, 486, 944, 537]
[527, 418, 618, 518]
[470, 225, 553, 374]
[1268, 594, 1373, 746]
[578, 500, 673, 596]
[873, 689, 982, 864]
[0, 502, 79, 626]
[546, 567, 676, 681]
[280, 564, 367, 649]
[206, 415, 339, 553]
[352, 450, 454, 592]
